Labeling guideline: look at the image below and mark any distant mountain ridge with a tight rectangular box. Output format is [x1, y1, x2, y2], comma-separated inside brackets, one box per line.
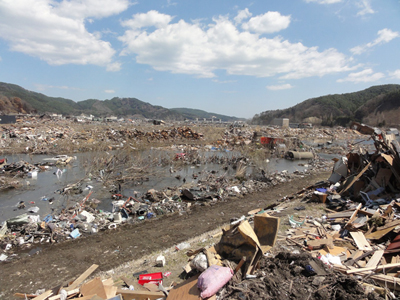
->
[170, 107, 244, 122]
[251, 84, 400, 127]
[0, 82, 241, 121]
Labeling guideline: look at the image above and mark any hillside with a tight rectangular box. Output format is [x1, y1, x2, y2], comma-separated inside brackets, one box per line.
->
[252, 84, 400, 127]
[170, 107, 244, 122]
[0, 82, 237, 121]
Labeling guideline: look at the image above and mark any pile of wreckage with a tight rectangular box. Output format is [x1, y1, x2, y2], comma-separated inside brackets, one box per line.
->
[9, 207, 385, 299]
[0, 122, 203, 155]
[0, 122, 76, 154]
[107, 127, 203, 141]
[283, 124, 400, 297]
[0, 156, 75, 179]
[10, 212, 285, 300]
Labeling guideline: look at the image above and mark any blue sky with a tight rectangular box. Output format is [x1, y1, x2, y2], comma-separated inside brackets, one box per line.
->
[0, 0, 399, 118]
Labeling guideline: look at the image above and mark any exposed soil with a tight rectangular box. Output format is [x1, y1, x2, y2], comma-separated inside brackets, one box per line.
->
[1, 171, 331, 299]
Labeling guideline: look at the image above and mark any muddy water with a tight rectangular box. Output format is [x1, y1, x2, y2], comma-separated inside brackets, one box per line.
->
[0, 150, 312, 223]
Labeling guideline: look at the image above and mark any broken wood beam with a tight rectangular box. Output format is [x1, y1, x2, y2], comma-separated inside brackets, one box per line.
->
[64, 264, 99, 291]
[346, 262, 400, 274]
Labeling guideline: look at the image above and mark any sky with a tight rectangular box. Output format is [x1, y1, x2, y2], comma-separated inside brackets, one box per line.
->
[0, 0, 399, 119]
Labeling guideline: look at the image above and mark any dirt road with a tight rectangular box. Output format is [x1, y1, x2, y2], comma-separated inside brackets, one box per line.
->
[0, 171, 330, 299]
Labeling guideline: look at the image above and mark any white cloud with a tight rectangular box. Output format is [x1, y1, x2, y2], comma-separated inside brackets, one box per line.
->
[350, 28, 400, 55]
[106, 62, 122, 72]
[54, 0, 129, 19]
[234, 8, 252, 24]
[0, 0, 128, 70]
[242, 11, 290, 34]
[337, 68, 384, 83]
[356, 0, 375, 16]
[266, 83, 293, 90]
[104, 89, 115, 93]
[121, 10, 173, 30]
[120, 10, 353, 79]
[389, 70, 400, 79]
[305, 0, 342, 4]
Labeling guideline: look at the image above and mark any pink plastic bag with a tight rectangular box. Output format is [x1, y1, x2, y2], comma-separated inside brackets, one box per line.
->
[197, 265, 233, 298]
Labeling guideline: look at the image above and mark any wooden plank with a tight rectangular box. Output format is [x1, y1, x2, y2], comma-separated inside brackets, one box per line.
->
[31, 290, 53, 300]
[340, 162, 371, 194]
[345, 250, 374, 267]
[344, 203, 362, 229]
[365, 226, 397, 240]
[377, 219, 400, 231]
[163, 274, 210, 300]
[104, 284, 118, 299]
[369, 274, 400, 292]
[326, 246, 348, 257]
[350, 231, 372, 251]
[392, 255, 400, 264]
[346, 262, 400, 274]
[47, 289, 79, 300]
[80, 277, 107, 299]
[143, 283, 159, 292]
[307, 238, 334, 250]
[365, 250, 384, 269]
[116, 289, 166, 300]
[120, 276, 134, 287]
[67, 295, 96, 300]
[327, 210, 355, 219]
[65, 264, 99, 291]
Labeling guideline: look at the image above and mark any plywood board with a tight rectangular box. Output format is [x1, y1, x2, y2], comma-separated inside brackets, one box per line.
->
[80, 277, 107, 299]
[254, 213, 280, 253]
[166, 275, 215, 300]
[365, 250, 384, 269]
[365, 226, 397, 240]
[350, 232, 372, 251]
[116, 289, 166, 300]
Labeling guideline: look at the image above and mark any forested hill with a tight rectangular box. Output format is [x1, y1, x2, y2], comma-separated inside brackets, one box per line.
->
[0, 82, 239, 121]
[251, 84, 400, 127]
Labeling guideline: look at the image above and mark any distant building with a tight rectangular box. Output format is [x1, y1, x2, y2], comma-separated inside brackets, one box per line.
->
[105, 116, 118, 122]
[0, 115, 16, 124]
[272, 118, 289, 128]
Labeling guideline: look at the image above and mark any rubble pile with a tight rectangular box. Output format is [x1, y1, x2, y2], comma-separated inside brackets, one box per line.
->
[1, 120, 203, 155]
[222, 252, 374, 300]
[0, 121, 76, 154]
[8, 210, 386, 299]
[281, 125, 400, 298]
[107, 126, 203, 141]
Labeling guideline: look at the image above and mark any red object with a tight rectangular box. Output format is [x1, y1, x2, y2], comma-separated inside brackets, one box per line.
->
[260, 137, 285, 145]
[386, 232, 400, 251]
[138, 272, 163, 286]
[260, 137, 272, 145]
[174, 153, 186, 160]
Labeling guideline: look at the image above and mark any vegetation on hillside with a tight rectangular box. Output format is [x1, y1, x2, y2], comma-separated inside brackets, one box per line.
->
[251, 84, 400, 126]
[0, 82, 236, 121]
